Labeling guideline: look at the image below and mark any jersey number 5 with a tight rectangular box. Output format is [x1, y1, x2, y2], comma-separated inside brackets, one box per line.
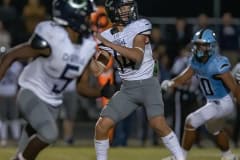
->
[52, 64, 79, 94]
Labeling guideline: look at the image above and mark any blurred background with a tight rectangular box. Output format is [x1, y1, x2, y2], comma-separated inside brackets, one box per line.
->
[0, 0, 240, 150]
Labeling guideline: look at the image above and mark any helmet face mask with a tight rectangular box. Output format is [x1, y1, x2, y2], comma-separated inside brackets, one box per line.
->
[191, 29, 217, 61]
[52, 0, 94, 34]
[192, 42, 211, 59]
[105, 0, 138, 25]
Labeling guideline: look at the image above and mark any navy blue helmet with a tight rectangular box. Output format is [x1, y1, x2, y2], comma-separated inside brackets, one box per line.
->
[105, 0, 138, 25]
[52, 0, 95, 34]
[191, 29, 217, 59]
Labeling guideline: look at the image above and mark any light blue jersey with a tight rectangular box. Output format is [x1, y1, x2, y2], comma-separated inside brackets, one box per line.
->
[189, 54, 231, 99]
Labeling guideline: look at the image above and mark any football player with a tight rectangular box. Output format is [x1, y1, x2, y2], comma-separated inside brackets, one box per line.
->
[92, 0, 185, 160]
[161, 29, 240, 160]
[0, 0, 112, 159]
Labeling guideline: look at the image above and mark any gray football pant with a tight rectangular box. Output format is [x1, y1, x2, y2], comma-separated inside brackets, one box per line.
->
[101, 77, 164, 123]
[16, 89, 60, 153]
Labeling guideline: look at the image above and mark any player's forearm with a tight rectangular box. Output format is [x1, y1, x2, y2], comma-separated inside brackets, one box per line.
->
[104, 42, 143, 63]
[172, 67, 194, 87]
[77, 85, 101, 98]
[172, 76, 187, 87]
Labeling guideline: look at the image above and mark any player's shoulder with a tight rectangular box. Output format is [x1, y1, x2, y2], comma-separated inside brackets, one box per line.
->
[100, 27, 114, 39]
[212, 54, 231, 73]
[82, 36, 97, 48]
[213, 54, 230, 65]
[131, 18, 152, 27]
[78, 36, 97, 56]
[34, 20, 67, 41]
[35, 20, 58, 33]
[127, 18, 152, 35]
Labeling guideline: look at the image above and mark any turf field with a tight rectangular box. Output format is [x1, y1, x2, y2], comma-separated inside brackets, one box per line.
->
[0, 146, 239, 160]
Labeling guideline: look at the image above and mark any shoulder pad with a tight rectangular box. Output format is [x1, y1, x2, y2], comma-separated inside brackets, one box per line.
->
[78, 36, 97, 60]
[33, 21, 66, 46]
[130, 18, 152, 35]
[101, 28, 113, 38]
[215, 56, 231, 74]
[29, 34, 50, 49]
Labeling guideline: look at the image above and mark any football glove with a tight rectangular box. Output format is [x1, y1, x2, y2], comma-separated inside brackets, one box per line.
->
[100, 80, 116, 98]
[161, 80, 174, 91]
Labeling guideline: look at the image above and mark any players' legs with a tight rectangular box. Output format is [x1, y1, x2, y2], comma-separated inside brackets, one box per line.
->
[13, 124, 48, 160]
[0, 97, 21, 147]
[15, 89, 59, 160]
[182, 104, 216, 156]
[206, 118, 237, 159]
[62, 91, 79, 145]
[147, 106, 185, 160]
[0, 97, 9, 147]
[12, 123, 36, 158]
[8, 97, 21, 142]
[142, 78, 185, 160]
[63, 119, 74, 144]
[0, 120, 7, 147]
[94, 117, 114, 160]
[9, 120, 21, 141]
[182, 96, 235, 158]
[148, 116, 185, 160]
[95, 90, 138, 160]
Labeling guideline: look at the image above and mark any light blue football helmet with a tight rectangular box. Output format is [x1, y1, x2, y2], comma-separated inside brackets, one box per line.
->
[191, 29, 217, 59]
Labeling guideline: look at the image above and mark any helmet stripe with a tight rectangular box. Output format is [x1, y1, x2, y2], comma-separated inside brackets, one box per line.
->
[69, 0, 87, 8]
[199, 28, 206, 39]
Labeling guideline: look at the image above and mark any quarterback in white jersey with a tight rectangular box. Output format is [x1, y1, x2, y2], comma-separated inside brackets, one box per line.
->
[93, 1, 185, 160]
[0, 0, 113, 160]
[99, 18, 154, 80]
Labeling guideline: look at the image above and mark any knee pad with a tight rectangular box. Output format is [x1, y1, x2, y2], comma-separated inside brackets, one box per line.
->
[185, 113, 198, 129]
[185, 112, 205, 129]
[38, 123, 59, 144]
[185, 114, 195, 127]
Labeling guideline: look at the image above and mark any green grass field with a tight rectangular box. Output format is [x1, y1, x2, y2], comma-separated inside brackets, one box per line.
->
[0, 146, 239, 160]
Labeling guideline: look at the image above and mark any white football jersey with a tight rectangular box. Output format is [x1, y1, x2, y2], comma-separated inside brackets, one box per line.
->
[232, 62, 240, 77]
[19, 21, 96, 106]
[100, 19, 154, 81]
